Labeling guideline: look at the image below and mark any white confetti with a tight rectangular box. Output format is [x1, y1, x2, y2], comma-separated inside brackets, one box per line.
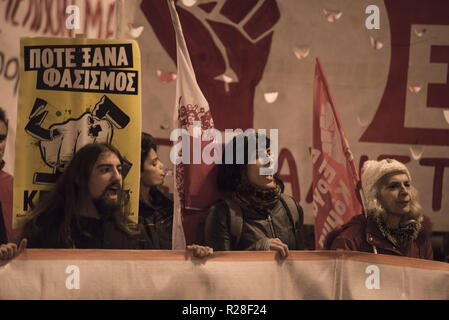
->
[408, 85, 422, 93]
[370, 36, 383, 50]
[414, 28, 426, 37]
[443, 110, 449, 125]
[357, 115, 370, 127]
[264, 92, 279, 103]
[293, 46, 310, 60]
[181, 0, 197, 7]
[127, 23, 144, 38]
[409, 145, 424, 160]
[323, 9, 343, 23]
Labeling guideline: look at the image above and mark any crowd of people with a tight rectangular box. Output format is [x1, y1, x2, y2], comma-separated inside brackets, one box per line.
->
[0, 106, 439, 262]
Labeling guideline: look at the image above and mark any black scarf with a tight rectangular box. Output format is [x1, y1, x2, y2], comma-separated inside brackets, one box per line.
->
[232, 178, 281, 220]
[374, 213, 421, 248]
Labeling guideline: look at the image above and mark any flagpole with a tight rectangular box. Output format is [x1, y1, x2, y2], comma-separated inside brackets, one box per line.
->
[167, 0, 187, 249]
[167, 0, 221, 246]
[167, 0, 197, 79]
[115, 0, 124, 39]
[315, 57, 367, 216]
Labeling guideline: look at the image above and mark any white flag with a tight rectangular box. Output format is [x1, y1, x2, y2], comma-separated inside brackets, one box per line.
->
[167, 0, 216, 249]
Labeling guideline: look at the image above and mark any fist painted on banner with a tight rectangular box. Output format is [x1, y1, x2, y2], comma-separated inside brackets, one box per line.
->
[141, 0, 280, 130]
[40, 113, 113, 170]
[25, 95, 130, 183]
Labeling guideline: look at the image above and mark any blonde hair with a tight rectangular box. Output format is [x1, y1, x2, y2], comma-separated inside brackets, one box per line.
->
[370, 171, 423, 226]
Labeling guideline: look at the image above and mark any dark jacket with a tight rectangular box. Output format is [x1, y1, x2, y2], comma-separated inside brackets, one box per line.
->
[23, 212, 152, 249]
[138, 188, 173, 249]
[204, 195, 304, 251]
[326, 213, 434, 260]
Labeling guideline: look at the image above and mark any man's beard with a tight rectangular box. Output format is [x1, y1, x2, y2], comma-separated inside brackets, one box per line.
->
[93, 184, 122, 218]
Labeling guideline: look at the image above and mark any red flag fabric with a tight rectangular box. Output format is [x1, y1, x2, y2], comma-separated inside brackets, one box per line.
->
[167, 0, 221, 248]
[312, 58, 362, 250]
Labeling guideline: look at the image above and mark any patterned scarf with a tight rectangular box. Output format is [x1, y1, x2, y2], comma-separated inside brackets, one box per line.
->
[374, 213, 421, 248]
[232, 175, 281, 220]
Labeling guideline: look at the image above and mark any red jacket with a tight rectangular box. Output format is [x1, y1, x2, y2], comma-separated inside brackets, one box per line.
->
[0, 169, 14, 241]
[325, 213, 434, 260]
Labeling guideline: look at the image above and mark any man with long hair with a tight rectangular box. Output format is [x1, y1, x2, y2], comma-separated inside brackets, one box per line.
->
[1, 142, 213, 258]
[21, 143, 151, 249]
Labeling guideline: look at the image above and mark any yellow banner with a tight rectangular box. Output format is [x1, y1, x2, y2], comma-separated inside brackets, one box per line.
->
[13, 37, 141, 229]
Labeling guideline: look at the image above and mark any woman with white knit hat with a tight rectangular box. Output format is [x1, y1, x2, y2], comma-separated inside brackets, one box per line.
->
[325, 159, 433, 259]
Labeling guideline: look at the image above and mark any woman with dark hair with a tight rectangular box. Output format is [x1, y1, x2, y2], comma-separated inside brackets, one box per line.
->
[139, 132, 212, 257]
[204, 133, 305, 258]
[139, 132, 173, 249]
[326, 159, 433, 259]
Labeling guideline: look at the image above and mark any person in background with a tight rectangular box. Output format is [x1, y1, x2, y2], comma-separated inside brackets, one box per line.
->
[139, 132, 213, 257]
[0, 107, 27, 259]
[139, 132, 173, 249]
[0, 107, 14, 243]
[325, 159, 433, 260]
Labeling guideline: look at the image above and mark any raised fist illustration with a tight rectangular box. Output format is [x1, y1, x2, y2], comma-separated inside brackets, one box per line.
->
[141, 0, 280, 130]
[25, 95, 130, 183]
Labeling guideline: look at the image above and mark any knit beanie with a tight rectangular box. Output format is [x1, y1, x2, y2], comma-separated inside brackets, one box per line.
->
[361, 159, 411, 212]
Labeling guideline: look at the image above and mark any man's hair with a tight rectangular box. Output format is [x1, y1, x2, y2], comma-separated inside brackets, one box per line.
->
[0, 107, 8, 128]
[22, 143, 134, 247]
[141, 132, 157, 171]
[217, 132, 284, 193]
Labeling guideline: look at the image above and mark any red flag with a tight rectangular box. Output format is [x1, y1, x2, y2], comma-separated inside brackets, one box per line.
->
[312, 58, 362, 250]
[168, 0, 221, 248]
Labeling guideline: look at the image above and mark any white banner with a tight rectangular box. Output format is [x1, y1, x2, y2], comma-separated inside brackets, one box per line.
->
[1, 250, 448, 299]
